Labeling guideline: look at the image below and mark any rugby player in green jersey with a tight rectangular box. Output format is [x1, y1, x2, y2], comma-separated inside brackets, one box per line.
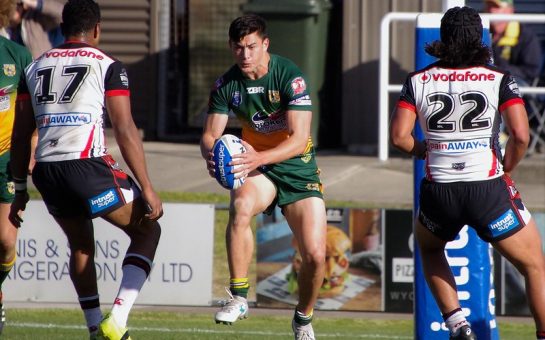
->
[0, 0, 32, 334]
[200, 14, 326, 340]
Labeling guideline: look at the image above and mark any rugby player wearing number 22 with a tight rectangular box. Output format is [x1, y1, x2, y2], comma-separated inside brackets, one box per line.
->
[10, 1, 162, 339]
[390, 6, 545, 340]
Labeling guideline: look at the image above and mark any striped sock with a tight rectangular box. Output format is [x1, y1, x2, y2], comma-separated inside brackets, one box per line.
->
[229, 278, 249, 298]
[78, 295, 102, 334]
[111, 254, 152, 328]
[294, 309, 313, 326]
[0, 255, 16, 286]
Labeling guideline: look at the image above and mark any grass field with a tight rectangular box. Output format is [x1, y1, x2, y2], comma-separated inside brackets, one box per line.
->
[0, 308, 538, 339]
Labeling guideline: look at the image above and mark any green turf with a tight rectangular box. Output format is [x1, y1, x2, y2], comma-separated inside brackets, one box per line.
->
[0, 308, 537, 339]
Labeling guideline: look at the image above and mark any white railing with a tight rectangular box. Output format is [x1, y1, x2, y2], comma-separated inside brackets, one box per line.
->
[379, 13, 545, 161]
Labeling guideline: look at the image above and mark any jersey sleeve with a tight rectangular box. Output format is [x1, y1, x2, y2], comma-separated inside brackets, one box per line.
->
[104, 60, 130, 97]
[397, 76, 416, 112]
[280, 62, 312, 111]
[16, 47, 32, 101]
[498, 74, 524, 112]
[207, 76, 231, 114]
[285, 75, 312, 110]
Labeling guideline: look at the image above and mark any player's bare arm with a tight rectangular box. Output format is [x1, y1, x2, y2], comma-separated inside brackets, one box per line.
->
[9, 98, 36, 225]
[200, 113, 229, 177]
[390, 106, 426, 158]
[106, 95, 163, 220]
[502, 103, 530, 175]
[232, 109, 312, 174]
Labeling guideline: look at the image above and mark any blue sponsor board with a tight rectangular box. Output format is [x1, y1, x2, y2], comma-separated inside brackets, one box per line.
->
[413, 14, 498, 340]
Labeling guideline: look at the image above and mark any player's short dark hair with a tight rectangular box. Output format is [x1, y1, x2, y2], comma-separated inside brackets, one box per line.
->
[425, 6, 491, 66]
[61, 0, 101, 37]
[228, 14, 268, 42]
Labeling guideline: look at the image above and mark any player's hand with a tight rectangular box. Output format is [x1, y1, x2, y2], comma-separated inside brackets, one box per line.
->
[142, 188, 163, 220]
[206, 151, 215, 178]
[20, 0, 39, 10]
[230, 141, 259, 179]
[9, 191, 29, 228]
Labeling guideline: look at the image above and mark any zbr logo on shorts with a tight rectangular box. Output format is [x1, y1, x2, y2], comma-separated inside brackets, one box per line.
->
[488, 209, 519, 237]
[89, 189, 119, 214]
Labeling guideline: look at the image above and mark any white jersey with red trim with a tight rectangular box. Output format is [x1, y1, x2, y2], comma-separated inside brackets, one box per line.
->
[21, 42, 130, 162]
[397, 62, 524, 183]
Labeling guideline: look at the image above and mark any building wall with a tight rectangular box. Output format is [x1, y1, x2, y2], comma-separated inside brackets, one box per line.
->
[97, 0, 157, 135]
[341, 0, 441, 154]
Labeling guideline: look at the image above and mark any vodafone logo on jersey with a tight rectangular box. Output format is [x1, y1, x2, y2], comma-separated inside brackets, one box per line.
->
[419, 72, 432, 84]
[43, 49, 104, 60]
[431, 70, 495, 82]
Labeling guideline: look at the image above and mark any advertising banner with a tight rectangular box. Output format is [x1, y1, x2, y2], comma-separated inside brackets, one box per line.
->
[5, 201, 215, 306]
[256, 207, 383, 311]
[384, 209, 414, 313]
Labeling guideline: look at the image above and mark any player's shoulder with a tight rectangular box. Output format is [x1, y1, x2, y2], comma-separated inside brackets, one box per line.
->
[269, 54, 302, 73]
[212, 64, 241, 91]
[39, 42, 120, 64]
[0, 36, 31, 61]
[480, 63, 510, 76]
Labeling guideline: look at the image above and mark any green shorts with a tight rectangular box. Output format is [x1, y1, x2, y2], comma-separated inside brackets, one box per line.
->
[0, 152, 15, 204]
[259, 151, 323, 214]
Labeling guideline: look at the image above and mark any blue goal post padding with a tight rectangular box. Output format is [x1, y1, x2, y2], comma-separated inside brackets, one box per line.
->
[413, 13, 500, 340]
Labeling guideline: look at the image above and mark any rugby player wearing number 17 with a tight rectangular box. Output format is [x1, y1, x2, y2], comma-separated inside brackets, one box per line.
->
[10, 1, 162, 339]
[390, 6, 545, 340]
[200, 14, 326, 340]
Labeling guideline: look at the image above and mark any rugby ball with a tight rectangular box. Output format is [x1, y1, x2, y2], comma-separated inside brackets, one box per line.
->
[212, 134, 247, 190]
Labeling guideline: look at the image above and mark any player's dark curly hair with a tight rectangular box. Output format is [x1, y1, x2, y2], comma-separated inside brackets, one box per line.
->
[229, 14, 268, 42]
[61, 0, 101, 37]
[425, 6, 491, 66]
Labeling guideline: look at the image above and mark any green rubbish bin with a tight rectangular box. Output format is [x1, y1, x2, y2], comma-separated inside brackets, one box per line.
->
[242, 0, 332, 146]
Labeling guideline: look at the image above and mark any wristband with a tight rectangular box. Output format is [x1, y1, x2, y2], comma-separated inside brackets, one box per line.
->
[14, 182, 27, 191]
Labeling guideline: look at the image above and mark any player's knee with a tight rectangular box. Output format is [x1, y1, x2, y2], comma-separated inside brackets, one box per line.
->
[516, 256, 545, 278]
[68, 237, 96, 255]
[229, 197, 255, 222]
[0, 238, 15, 257]
[300, 246, 326, 269]
[132, 219, 161, 247]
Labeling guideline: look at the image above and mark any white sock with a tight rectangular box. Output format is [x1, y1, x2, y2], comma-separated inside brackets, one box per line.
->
[110, 264, 148, 328]
[444, 309, 469, 335]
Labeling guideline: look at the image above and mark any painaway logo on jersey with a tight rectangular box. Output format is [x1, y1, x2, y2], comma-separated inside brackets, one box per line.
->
[427, 138, 490, 153]
[36, 112, 91, 129]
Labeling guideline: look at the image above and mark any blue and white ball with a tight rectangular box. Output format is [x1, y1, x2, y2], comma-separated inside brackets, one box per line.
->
[212, 134, 247, 190]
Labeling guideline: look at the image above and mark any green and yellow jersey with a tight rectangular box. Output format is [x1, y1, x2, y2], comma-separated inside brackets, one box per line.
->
[0, 36, 32, 156]
[208, 54, 313, 153]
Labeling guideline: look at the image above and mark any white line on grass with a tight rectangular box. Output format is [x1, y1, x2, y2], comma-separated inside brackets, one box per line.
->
[9, 322, 412, 339]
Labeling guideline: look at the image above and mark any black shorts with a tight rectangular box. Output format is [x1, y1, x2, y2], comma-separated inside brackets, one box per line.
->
[32, 155, 140, 218]
[418, 175, 531, 242]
